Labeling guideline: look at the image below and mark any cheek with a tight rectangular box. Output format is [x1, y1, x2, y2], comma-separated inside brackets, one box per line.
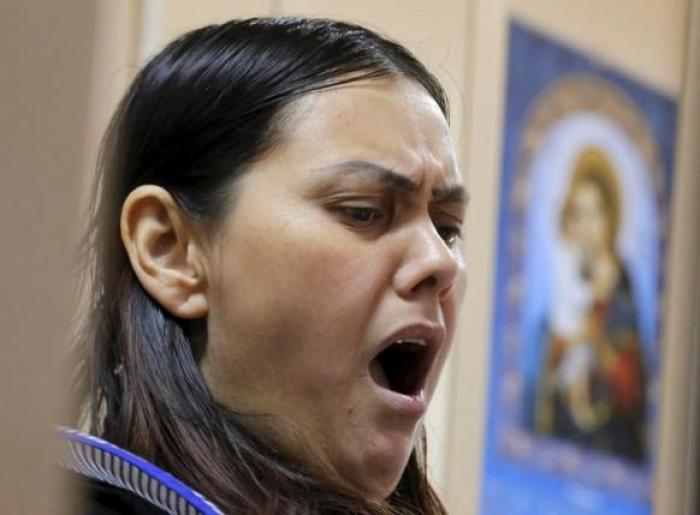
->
[208, 209, 396, 397]
[252, 224, 383, 334]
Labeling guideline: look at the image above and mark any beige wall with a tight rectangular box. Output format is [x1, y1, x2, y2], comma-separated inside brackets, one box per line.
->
[0, 2, 97, 513]
[82, 1, 699, 514]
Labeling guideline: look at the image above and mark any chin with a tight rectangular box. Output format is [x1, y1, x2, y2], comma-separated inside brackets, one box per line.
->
[352, 470, 404, 502]
[344, 436, 416, 501]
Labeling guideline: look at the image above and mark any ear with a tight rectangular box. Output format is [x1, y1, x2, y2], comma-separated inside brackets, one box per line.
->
[120, 185, 208, 319]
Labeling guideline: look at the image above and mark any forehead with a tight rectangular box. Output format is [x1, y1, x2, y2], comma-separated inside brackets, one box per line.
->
[270, 77, 461, 187]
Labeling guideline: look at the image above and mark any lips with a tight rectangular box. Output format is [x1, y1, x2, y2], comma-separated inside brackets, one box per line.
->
[368, 323, 444, 414]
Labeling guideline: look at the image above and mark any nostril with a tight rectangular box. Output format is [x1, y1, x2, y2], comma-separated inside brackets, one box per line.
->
[412, 275, 437, 294]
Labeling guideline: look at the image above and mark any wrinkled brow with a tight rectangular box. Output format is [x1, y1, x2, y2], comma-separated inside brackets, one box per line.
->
[315, 160, 469, 204]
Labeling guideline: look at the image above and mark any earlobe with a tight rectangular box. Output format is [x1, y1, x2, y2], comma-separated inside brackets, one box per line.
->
[120, 185, 208, 319]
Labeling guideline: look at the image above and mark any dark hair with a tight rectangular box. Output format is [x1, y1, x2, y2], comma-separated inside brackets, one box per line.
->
[74, 17, 449, 514]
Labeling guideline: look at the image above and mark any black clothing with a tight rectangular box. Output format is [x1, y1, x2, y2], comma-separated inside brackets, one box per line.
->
[66, 473, 167, 515]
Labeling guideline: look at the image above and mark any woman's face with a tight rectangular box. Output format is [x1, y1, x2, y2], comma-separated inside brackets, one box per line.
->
[199, 77, 467, 499]
[567, 181, 611, 253]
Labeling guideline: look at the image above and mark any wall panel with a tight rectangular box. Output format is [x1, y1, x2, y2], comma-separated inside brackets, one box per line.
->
[0, 2, 97, 513]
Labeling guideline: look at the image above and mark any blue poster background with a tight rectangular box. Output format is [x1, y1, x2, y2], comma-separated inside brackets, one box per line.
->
[479, 20, 677, 515]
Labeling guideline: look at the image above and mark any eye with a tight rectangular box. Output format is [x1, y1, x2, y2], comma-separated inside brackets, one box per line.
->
[436, 225, 462, 246]
[340, 206, 385, 226]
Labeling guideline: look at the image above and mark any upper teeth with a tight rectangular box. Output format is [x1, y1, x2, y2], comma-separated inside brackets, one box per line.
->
[394, 338, 426, 348]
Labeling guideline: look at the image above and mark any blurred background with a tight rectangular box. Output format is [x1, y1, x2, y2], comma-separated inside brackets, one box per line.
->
[1, 1, 698, 514]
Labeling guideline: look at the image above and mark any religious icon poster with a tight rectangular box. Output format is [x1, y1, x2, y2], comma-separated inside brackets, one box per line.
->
[479, 21, 677, 515]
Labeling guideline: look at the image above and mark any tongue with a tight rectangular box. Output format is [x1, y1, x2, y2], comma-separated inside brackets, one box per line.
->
[369, 358, 390, 389]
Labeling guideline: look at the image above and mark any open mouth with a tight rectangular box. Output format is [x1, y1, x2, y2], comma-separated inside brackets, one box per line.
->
[369, 338, 432, 396]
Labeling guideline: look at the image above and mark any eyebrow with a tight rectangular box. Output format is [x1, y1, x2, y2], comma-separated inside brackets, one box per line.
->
[315, 160, 469, 205]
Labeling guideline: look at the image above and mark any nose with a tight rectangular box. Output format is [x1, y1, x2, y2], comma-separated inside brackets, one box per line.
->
[393, 223, 462, 299]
